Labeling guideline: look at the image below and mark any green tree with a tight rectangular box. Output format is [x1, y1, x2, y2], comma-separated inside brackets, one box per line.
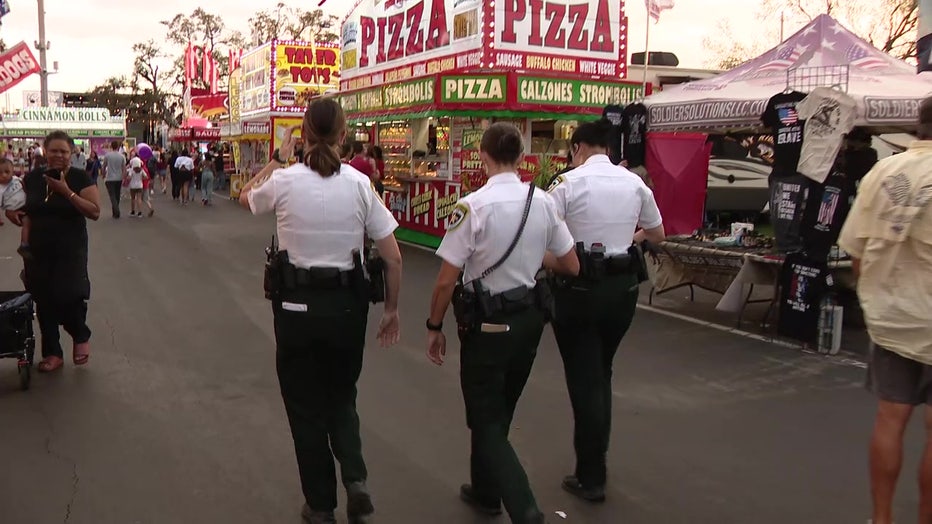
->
[249, 3, 339, 44]
[761, 0, 918, 59]
[249, 2, 289, 44]
[161, 8, 246, 91]
[704, 0, 918, 69]
[702, 20, 772, 70]
[132, 40, 177, 140]
[286, 8, 339, 42]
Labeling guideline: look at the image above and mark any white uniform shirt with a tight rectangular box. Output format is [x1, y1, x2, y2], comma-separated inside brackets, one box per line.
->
[548, 154, 662, 256]
[436, 173, 574, 294]
[248, 163, 398, 270]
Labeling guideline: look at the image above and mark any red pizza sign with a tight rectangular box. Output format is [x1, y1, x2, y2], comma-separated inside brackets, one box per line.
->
[340, 0, 628, 89]
[492, 0, 627, 77]
[341, 0, 482, 89]
[0, 41, 41, 95]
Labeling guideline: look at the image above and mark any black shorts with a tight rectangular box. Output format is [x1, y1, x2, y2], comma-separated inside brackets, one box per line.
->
[866, 344, 932, 405]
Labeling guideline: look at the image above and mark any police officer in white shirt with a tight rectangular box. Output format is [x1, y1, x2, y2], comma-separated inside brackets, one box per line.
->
[239, 98, 403, 524]
[547, 119, 665, 503]
[427, 122, 579, 524]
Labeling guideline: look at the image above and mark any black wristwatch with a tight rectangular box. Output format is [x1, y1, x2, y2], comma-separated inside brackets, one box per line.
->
[426, 319, 443, 332]
[271, 148, 285, 164]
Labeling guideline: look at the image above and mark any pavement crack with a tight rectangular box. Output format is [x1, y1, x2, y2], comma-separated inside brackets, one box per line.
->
[103, 315, 127, 366]
[34, 404, 80, 524]
[63, 463, 79, 524]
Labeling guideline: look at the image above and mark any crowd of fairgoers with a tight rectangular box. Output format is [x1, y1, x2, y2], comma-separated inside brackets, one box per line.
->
[2, 141, 229, 210]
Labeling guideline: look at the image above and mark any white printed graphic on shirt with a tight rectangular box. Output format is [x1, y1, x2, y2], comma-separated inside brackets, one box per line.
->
[880, 172, 932, 235]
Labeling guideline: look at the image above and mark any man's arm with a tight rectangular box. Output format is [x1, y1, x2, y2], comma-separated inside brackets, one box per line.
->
[633, 225, 665, 244]
[549, 247, 579, 276]
[374, 234, 403, 313]
[238, 159, 282, 209]
[543, 248, 580, 276]
[428, 262, 461, 327]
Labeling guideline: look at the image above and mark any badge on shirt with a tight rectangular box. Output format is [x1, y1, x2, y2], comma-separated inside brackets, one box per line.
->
[447, 203, 469, 231]
[548, 175, 566, 192]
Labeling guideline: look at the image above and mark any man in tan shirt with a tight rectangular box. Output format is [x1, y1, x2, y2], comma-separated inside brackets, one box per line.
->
[838, 96, 932, 524]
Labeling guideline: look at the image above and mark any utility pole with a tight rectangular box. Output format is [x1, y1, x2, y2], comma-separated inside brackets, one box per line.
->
[35, 0, 49, 106]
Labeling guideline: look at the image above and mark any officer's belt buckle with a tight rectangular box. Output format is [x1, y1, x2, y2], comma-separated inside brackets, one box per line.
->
[479, 323, 510, 333]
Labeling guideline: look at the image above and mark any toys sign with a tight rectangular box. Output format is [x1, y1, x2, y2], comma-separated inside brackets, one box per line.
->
[0, 42, 41, 95]
[493, 0, 627, 77]
[272, 41, 341, 113]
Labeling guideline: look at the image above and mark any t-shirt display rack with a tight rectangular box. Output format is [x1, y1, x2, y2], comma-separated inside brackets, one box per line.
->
[785, 65, 850, 94]
[763, 65, 857, 348]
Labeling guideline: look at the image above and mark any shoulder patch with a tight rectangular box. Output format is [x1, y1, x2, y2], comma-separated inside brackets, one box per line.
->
[547, 175, 566, 192]
[447, 203, 469, 231]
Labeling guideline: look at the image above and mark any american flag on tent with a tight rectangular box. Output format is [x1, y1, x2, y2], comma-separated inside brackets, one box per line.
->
[758, 44, 804, 72]
[845, 44, 889, 70]
[645, 0, 674, 22]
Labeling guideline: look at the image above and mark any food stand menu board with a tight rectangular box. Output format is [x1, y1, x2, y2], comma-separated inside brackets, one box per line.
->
[456, 127, 485, 193]
[385, 180, 462, 237]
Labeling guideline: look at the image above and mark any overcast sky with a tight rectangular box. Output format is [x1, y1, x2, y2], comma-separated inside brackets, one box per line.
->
[0, 0, 767, 110]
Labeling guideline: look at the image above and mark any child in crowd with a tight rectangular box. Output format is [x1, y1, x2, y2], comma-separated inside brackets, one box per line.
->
[125, 158, 151, 217]
[0, 159, 30, 258]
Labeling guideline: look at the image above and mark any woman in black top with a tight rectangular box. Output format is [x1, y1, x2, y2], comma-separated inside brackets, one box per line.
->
[7, 131, 101, 372]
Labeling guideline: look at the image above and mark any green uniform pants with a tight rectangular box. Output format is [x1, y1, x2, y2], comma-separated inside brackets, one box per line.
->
[459, 306, 546, 524]
[552, 273, 639, 489]
[273, 287, 370, 512]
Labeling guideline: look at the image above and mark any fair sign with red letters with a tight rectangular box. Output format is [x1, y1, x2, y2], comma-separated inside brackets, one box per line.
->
[0, 42, 41, 95]
[339, 0, 628, 91]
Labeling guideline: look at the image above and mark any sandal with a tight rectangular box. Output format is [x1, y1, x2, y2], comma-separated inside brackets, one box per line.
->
[73, 342, 90, 366]
[38, 356, 64, 373]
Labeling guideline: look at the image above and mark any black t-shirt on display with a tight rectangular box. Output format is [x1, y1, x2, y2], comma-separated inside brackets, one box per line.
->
[761, 91, 807, 174]
[801, 171, 854, 260]
[603, 104, 625, 165]
[777, 252, 830, 344]
[621, 103, 648, 168]
[769, 173, 809, 253]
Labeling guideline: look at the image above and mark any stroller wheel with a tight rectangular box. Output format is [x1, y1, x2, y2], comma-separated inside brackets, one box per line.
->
[17, 362, 30, 391]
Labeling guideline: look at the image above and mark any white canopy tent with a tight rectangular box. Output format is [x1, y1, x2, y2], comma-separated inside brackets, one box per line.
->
[644, 14, 932, 132]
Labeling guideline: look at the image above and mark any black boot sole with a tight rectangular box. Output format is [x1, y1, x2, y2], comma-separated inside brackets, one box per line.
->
[561, 477, 606, 503]
[459, 484, 503, 516]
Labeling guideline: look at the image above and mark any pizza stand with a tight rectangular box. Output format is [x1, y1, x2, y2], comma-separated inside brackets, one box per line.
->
[638, 14, 931, 348]
[0, 107, 126, 157]
[224, 38, 341, 199]
[337, 0, 648, 248]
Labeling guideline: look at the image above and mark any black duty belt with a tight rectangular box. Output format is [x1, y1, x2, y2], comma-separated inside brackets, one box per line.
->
[293, 267, 354, 289]
[462, 285, 537, 316]
[604, 254, 636, 275]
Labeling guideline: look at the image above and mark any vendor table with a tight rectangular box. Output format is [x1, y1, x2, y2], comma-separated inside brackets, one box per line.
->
[646, 240, 852, 327]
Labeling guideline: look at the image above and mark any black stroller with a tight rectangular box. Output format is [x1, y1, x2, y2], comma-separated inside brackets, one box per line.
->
[0, 291, 36, 390]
